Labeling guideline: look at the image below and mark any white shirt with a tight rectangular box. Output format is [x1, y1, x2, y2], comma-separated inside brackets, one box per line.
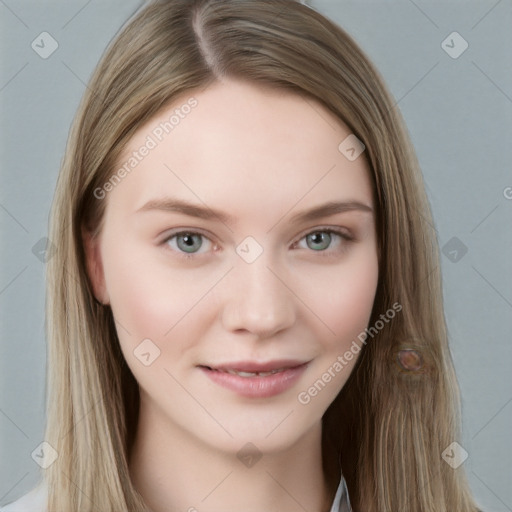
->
[0, 474, 352, 511]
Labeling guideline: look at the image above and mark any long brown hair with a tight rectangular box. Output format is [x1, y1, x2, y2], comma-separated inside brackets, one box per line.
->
[44, 0, 480, 510]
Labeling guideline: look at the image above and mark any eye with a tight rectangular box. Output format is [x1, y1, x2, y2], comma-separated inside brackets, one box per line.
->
[294, 228, 353, 253]
[161, 231, 213, 257]
[160, 227, 353, 260]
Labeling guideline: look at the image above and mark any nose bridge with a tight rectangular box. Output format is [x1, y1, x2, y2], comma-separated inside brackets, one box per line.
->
[221, 247, 296, 336]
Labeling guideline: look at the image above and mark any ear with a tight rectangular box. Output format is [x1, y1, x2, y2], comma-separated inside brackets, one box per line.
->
[82, 227, 110, 305]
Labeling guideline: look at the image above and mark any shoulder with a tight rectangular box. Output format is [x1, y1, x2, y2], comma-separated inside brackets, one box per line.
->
[0, 483, 47, 512]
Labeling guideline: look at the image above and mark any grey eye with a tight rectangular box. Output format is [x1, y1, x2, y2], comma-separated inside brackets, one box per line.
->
[305, 231, 332, 251]
[175, 233, 204, 253]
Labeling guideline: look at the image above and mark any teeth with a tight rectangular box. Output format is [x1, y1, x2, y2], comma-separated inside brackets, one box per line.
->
[221, 368, 286, 377]
[232, 370, 259, 377]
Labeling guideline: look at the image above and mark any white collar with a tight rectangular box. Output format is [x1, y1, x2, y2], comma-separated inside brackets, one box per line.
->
[329, 472, 352, 512]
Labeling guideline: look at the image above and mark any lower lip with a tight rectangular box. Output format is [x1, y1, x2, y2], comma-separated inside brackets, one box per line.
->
[199, 364, 309, 398]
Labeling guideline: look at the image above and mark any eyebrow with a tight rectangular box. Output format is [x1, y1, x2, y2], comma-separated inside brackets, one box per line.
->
[136, 197, 373, 225]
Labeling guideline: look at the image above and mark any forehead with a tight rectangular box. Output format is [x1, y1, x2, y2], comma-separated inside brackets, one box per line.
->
[109, 79, 374, 222]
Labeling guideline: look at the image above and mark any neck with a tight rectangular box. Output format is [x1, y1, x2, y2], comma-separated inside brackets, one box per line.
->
[128, 395, 338, 512]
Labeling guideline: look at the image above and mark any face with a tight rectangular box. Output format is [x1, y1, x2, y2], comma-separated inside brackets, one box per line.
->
[84, 78, 379, 454]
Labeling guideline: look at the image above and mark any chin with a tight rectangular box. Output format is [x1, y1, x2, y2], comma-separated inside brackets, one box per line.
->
[194, 410, 322, 457]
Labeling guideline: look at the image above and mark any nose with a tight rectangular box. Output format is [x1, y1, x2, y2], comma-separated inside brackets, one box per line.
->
[221, 253, 296, 339]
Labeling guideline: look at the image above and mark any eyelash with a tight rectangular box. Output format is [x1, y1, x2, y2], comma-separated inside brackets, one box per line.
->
[159, 227, 354, 260]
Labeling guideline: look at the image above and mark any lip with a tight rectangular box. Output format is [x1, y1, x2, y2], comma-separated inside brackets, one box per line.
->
[198, 359, 310, 398]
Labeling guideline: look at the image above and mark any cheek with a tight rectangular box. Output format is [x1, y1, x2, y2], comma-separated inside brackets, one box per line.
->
[299, 250, 379, 353]
[330, 269, 377, 346]
[102, 234, 174, 324]
[100, 238, 222, 365]
[294, 254, 378, 410]
[102, 246, 172, 337]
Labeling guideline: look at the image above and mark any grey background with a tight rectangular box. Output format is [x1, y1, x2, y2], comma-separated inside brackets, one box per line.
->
[1, 0, 511, 510]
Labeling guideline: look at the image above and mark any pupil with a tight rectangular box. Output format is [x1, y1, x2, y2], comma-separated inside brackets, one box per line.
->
[308, 232, 330, 250]
[179, 233, 201, 252]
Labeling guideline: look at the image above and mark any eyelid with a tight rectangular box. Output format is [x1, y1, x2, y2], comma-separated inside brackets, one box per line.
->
[159, 227, 214, 243]
[292, 224, 354, 245]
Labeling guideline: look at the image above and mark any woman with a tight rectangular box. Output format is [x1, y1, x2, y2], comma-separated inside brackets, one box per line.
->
[1, 0, 481, 510]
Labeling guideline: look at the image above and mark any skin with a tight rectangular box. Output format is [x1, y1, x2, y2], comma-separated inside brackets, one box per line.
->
[84, 78, 379, 512]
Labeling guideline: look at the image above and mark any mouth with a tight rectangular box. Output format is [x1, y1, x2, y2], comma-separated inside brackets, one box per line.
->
[203, 367, 292, 378]
[198, 360, 310, 398]
[199, 359, 307, 375]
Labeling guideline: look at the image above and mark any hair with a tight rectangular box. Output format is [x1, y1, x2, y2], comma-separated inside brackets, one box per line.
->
[43, 0, 480, 510]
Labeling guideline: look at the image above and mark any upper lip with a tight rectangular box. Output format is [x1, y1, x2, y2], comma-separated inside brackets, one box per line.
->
[200, 359, 308, 372]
